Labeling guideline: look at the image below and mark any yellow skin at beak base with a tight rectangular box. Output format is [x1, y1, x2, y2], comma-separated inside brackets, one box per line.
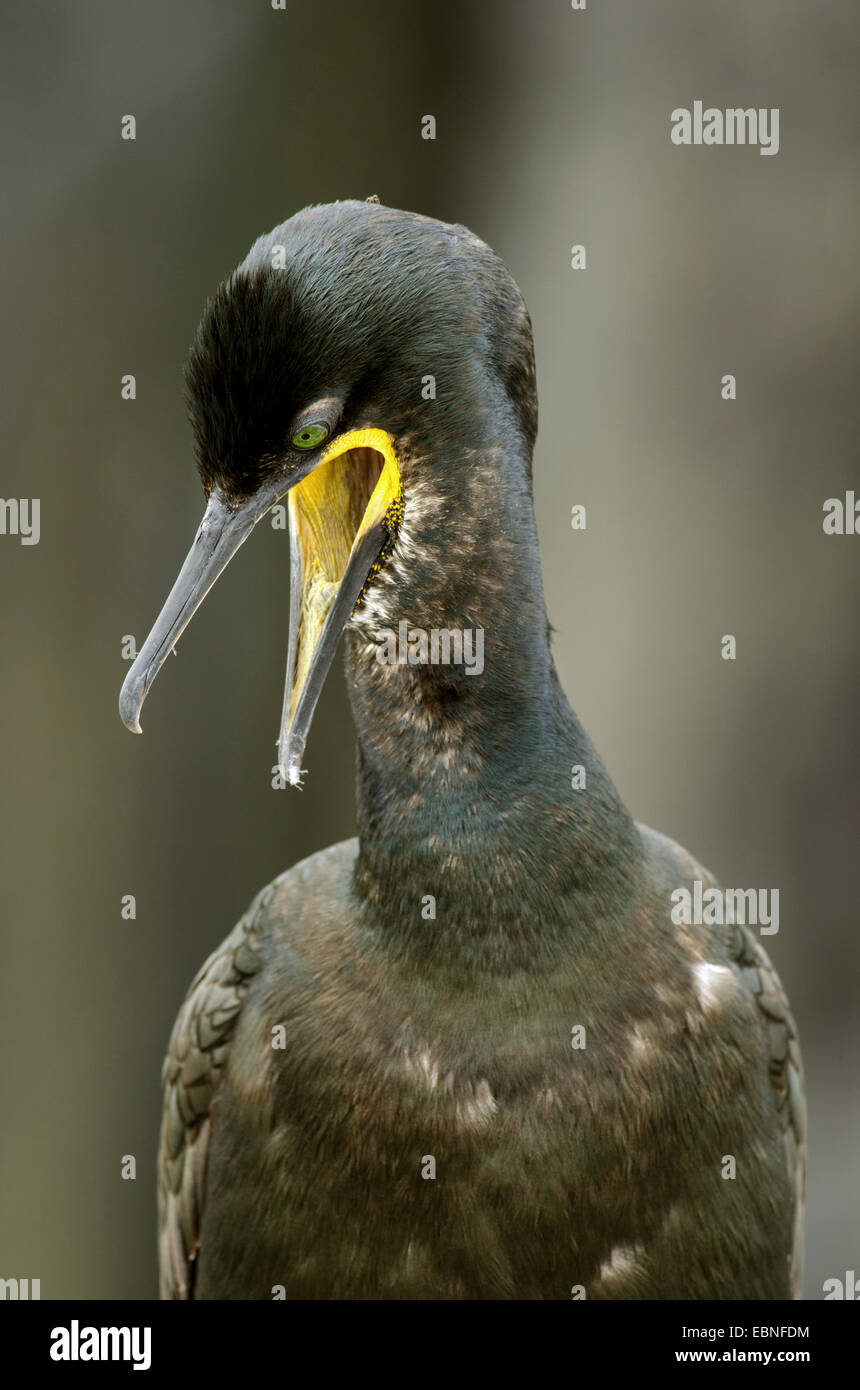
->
[286, 428, 401, 729]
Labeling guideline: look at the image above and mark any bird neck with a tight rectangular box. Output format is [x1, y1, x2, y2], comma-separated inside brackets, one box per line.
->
[345, 434, 639, 970]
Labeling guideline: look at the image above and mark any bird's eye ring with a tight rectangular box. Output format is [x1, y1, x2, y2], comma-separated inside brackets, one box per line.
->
[291, 422, 330, 450]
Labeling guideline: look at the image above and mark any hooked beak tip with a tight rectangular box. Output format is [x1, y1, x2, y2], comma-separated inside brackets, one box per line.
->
[119, 678, 145, 734]
[276, 749, 306, 787]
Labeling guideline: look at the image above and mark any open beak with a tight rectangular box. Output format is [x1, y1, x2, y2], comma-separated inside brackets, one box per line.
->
[119, 428, 401, 784]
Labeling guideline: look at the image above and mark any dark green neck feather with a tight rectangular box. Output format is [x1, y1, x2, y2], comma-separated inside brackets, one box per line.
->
[346, 433, 641, 972]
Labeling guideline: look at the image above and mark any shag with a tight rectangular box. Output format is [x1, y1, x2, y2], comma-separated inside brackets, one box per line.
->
[119, 201, 804, 1300]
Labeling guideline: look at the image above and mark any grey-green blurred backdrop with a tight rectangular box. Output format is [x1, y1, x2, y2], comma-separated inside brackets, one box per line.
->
[1, 0, 857, 1299]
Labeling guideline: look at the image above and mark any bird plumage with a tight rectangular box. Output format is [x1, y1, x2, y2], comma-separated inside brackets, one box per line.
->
[158, 833, 803, 1299]
[128, 201, 803, 1299]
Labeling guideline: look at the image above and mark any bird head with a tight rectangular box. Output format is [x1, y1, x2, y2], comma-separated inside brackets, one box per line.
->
[119, 200, 536, 783]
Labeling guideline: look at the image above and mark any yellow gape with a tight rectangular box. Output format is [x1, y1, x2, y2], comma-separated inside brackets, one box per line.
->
[286, 428, 401, 728]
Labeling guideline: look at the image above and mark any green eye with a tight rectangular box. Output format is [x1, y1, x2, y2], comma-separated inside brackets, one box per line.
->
[291, 423, 329, 450]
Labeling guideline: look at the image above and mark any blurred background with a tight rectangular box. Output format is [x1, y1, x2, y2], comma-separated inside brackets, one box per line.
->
[0, 0, 857, 1299]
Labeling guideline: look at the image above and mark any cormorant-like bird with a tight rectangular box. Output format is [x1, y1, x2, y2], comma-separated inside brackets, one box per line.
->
[119, 200, 804, 1300]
